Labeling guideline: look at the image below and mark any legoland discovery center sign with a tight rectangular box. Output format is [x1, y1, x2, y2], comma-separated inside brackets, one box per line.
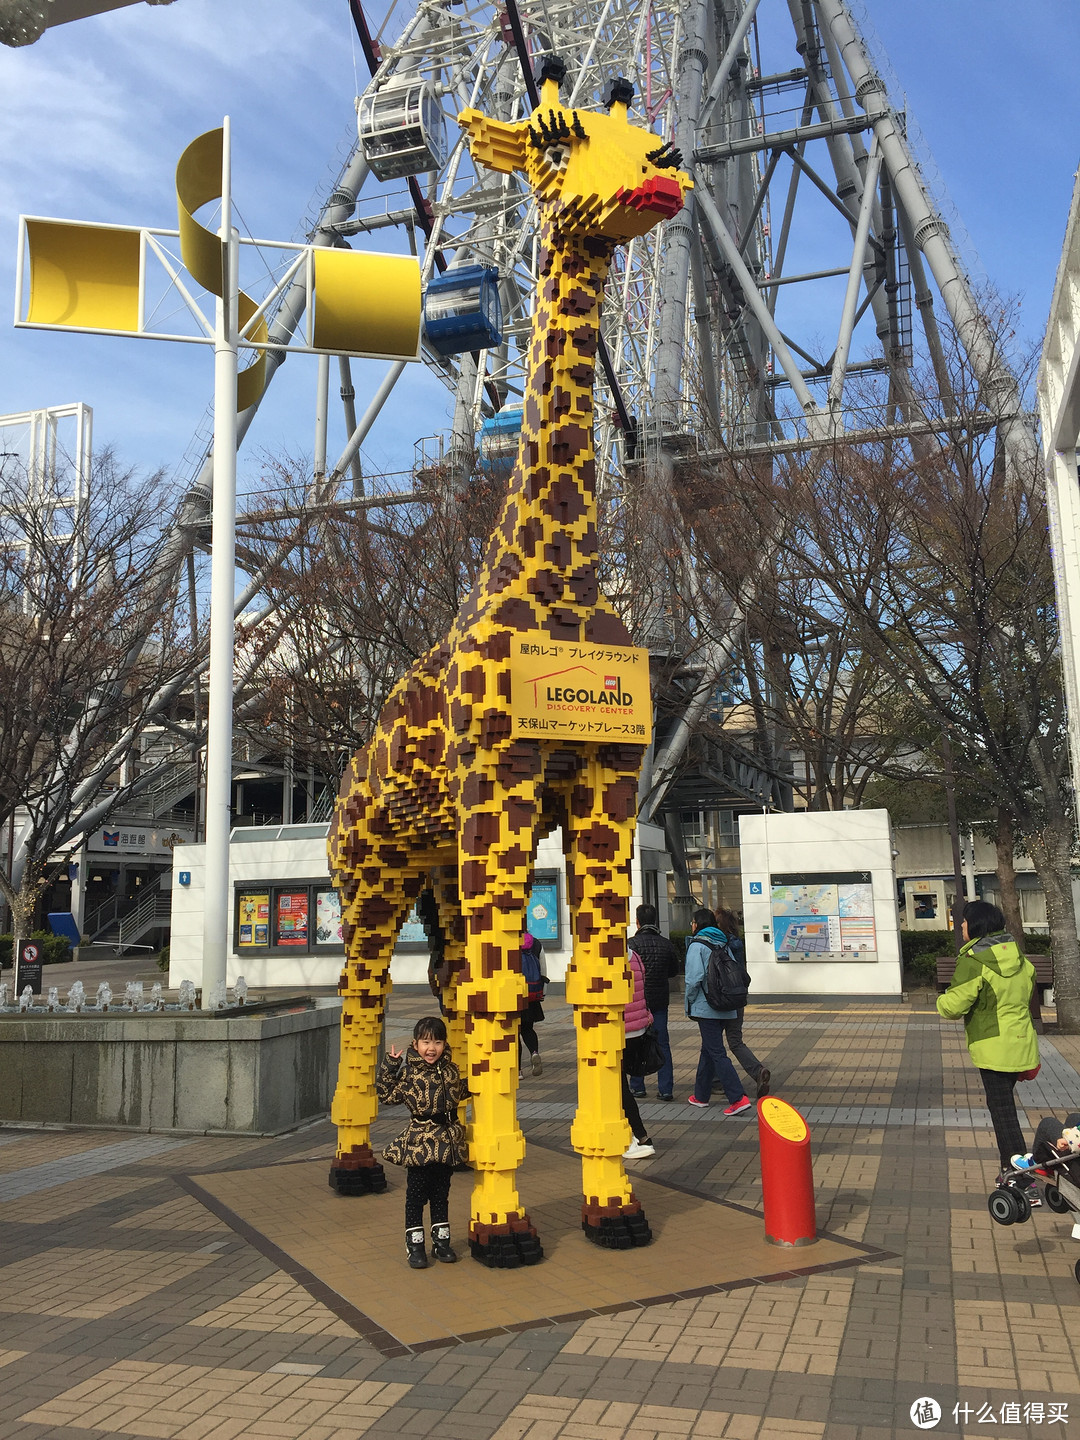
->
[510, 632, 653, 742]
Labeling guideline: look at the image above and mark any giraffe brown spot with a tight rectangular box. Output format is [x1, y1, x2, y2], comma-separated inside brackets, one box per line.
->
[460, 860, 488, 898]
[449, 698, 473, 733]
[572, 324, 598, 357]
[602, 778, 637, 821]
[492, 597, 535, 631]
[568, 565, 598, 605]
[496, 671, 511, 701]
[545, 331, 566, 358]
[550, 427, 590, 468]
[546, 748, 584, 779]
[524, 390, 544, 434]
[551, 385, 572, 417]
[461, 773, 494, 808]
[519, 514, 545, 556]
[543, 473, 587, 522]
[568, 363, 593, 385]
[481, 942, 501, 978]
[543, 532, 572, 567]
[560, 286, 595, 316]
[490, 552, 524, 592]
[468, 903, 493, 933]
[543, 608, 581, 639]
[482, 631, 512, 661]
[576, 823, 620, 860]
[500, 844, 529, 872]
[479, 709, 513, 745]
[504, 795, 536, 832]
[462, 811, 500, 855]
[584, 611, 632, 644]
[597, 742, 647, 769]
[570, 785, 594, 817]
[527, 569, 565, 603]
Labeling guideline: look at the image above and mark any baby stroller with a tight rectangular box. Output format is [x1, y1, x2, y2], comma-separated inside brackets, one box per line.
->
[988, 1119, 1080, 1285]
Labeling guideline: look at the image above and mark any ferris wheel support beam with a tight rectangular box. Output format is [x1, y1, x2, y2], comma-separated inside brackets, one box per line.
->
[652, 0, 708, 412]
[817, 0, 1033, 463]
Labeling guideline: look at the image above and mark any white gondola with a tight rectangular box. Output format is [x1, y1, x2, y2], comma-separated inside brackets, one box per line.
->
[357, 78, 447, 181]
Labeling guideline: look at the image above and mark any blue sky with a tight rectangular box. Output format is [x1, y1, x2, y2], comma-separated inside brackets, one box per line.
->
[1, 0, 1078, 490]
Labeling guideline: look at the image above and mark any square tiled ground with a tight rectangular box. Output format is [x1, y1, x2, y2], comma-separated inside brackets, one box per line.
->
[183, 1143, 873, 1348]
[1, 990, 1079, 1439]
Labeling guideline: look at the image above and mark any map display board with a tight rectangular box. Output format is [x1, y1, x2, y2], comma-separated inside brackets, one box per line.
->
[770, 872, 877, 962]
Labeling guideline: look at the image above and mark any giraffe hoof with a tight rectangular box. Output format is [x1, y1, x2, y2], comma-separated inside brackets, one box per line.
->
[328, 1160, 388, 1196]
[468, 1218, 544, 1268]
[582, 1201, 652, 1249]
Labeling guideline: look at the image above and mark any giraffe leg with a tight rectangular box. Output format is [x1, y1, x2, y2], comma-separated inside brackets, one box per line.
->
[429, 864, 468, 1080]
[564, 754, 652, 1249]
[456, 761, 544, 1267]
[328, 820, 425, 1196]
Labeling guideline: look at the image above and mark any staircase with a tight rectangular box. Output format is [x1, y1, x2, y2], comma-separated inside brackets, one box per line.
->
[84, 872, 171, 951]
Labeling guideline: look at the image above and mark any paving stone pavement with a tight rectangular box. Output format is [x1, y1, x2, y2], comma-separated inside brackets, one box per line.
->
[0, 990, 1078, 1438]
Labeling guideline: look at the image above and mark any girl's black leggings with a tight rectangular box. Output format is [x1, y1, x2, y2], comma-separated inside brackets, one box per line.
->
[405, 1162, 453, 1228]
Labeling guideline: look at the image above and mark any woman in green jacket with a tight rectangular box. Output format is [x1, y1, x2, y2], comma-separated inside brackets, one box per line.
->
[937, 900, 1039, 1174]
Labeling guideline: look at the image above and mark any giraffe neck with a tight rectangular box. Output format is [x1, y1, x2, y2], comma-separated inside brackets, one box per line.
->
[466, 216, 618, 635]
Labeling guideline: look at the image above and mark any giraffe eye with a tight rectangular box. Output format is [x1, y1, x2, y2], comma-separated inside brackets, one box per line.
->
[546, 144, 570, 172]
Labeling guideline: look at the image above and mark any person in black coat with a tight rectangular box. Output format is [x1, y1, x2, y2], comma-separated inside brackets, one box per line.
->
[627, 904, 681, 1100]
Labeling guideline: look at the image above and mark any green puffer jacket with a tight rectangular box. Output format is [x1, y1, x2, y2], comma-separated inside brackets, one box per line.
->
[936, 931, 1039, 1072]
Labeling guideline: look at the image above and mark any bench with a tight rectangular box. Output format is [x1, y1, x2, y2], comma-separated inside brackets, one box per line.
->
[936, 954, 1053, 1034]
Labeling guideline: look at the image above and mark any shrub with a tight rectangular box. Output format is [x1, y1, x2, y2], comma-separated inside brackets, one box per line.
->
[0, 930, 71, 968]
[157, 944, 170, 973]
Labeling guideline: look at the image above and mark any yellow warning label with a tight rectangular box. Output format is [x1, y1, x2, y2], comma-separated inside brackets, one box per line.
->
[760, 1097, 808, 1143]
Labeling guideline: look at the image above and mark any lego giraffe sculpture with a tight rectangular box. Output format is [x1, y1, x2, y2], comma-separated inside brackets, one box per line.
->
[328, 59, 691, 1266]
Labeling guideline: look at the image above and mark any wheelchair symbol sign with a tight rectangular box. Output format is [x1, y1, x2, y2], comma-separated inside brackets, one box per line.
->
[749, 881, 763, 895]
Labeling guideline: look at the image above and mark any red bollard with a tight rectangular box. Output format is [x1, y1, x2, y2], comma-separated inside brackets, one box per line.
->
[757, 1096, 817, 1247]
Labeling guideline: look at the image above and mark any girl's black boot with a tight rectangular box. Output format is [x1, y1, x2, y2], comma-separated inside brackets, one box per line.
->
[405, 1227, 429, 1269]
[430, 1222, 458, 1263]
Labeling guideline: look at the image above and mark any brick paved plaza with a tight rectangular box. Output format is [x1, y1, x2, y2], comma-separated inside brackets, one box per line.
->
[1, 990, 1079, 1439]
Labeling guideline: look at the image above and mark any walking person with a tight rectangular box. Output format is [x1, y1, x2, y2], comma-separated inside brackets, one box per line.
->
[626, 903, 681, 1102]
[714, 907, 770, 1101]
[622, 943, 656, 1158]
[518, 932, 547, 1076]
[376, 1016, 469, 1268]
[937, 899, 1039, 1184]
[685, 908, 754, 1116]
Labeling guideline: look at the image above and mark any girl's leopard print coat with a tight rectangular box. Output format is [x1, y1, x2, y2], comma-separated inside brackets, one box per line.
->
[376, 1047, 469, 1167]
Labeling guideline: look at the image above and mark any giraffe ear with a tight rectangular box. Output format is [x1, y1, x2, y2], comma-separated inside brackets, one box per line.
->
[458, 109, 528, 174]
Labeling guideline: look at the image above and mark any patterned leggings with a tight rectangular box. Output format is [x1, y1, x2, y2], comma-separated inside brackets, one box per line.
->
[405, 1162, 453, 1228]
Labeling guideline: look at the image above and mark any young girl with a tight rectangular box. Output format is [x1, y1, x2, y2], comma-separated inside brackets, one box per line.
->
[376, 1016, 469, 1269]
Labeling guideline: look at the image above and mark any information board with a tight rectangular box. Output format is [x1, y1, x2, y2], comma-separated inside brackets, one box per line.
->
[509, 632, 652, 743]
[770, 871, 877, 962]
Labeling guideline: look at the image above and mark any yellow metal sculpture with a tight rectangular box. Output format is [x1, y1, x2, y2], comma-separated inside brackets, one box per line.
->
[328, 57, 691, 1265]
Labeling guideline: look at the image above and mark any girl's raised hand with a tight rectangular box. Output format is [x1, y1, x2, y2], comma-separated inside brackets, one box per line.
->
[388, 1042, 403, 1060]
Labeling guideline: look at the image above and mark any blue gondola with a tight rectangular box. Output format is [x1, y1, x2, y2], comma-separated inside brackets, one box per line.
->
[479, 407, 523, 479]
[423, 266, 503, 357]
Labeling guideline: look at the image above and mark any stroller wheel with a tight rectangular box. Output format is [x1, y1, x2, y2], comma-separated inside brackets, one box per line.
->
[1045, 1185, 1071, 1215]
[988, 1188, 1023, 1226]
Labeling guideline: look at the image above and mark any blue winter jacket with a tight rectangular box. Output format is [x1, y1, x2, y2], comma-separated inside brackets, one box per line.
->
[684, 925, 738, 1020]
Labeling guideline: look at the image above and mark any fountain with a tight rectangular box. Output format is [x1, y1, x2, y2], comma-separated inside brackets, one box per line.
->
[67, 980, 85, 1013]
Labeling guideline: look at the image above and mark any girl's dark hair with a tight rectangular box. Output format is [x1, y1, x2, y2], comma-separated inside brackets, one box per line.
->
[413, 1016, 448, 1043]
[715, 907, 741, 937]
[692, 907, 717, 930]
[962, 899, 1005, 940]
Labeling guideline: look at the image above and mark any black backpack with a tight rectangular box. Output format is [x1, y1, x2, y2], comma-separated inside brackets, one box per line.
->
[702, 938, 751, 1011]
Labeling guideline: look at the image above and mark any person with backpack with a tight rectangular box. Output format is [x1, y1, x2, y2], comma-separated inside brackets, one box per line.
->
[684, 907, 762, 1116]
[518, 932, 547, 1076]
[627, 903, 682, 1101]
[714, 907, 771, 1102]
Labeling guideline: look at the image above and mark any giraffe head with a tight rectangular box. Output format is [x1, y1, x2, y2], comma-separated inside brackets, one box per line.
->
[459, 57, 692, 242]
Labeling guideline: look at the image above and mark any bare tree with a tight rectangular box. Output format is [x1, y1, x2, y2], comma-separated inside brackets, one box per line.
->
[0, 450, 191, 947]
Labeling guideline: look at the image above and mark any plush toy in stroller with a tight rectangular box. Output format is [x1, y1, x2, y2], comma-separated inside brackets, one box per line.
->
[988, 1112, 1080, 1284]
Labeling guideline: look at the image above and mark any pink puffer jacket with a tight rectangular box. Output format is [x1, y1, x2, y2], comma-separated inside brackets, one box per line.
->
[624, 950, 653, 1037]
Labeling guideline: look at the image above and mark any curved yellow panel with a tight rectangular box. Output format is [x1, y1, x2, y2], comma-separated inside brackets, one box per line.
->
[176, 126, 225, 298]
[237, 289, 268, 413]
[25, 220, 140, 331]
[175, 125, 266, 410]
[313, 249, 421, 359]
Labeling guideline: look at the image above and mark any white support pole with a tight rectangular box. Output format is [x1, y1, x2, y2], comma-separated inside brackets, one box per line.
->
[314, 351, 330, 484]
[201, 116, 239, 1007]
[828, 140, 881, 414]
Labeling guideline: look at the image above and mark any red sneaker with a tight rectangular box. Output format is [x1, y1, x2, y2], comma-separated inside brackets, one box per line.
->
[723, 1097, 752, 1116]
[687, 1094, 710, 1107]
